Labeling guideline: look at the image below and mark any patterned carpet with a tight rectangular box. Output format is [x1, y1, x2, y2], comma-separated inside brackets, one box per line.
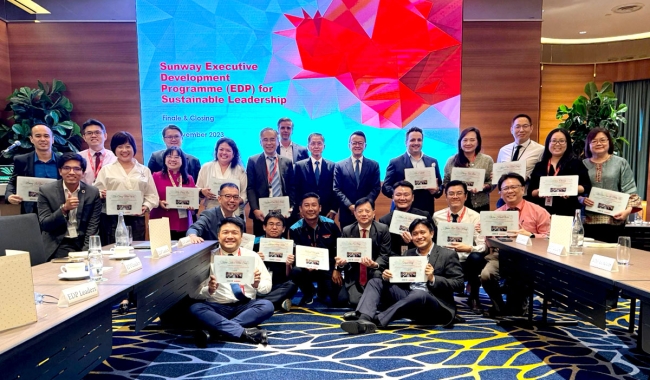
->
[87, 295, 650, 379]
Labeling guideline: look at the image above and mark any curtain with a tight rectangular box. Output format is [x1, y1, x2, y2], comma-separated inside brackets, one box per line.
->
[615, 79, 650, 200]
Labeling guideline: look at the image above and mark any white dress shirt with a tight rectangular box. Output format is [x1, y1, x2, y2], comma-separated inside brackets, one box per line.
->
[279, 142, 293, 162]
[311, 157, 336, 215]
[195, 161, 247, 211]
[433, 206, 486, 261]
[79, 148, 117, 185]
[496, 139, 544, 180]
[93, 159, 159, 212]
[63, 182, 80, 238]
[408, 152, 426, 168]
[350, 155, 364, 173]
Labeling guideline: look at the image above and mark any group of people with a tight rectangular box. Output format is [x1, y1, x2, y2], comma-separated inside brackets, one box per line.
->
[3, 114, 642, 346]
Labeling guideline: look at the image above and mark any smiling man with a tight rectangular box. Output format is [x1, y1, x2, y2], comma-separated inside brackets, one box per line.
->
[276, 117, 308, 164]
[497, 115, 544, 183]
[294, 133, 337, 219]
[148, 125, 201, 181]
[78, 119, 117, 185]
[187, 183, 243, 243]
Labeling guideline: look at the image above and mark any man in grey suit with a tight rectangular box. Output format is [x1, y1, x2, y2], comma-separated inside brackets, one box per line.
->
[340, 218, 464, 334]
[148, 125, 201, 181]
[333, 131, 381, 228]
[276, 117, 308, 164]
[187, 183, 242, 243]
[37, 152, 102, 260]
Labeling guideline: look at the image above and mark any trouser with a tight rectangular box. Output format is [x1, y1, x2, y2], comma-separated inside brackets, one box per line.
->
[463, 251, 488, 298]
[480, 251, 506, 313]
[291, 267, 345, 306]
[356, 278, 451, 327]
[256, 281, 299, 309]
[170, 230, 187, 240]
[52, 237, 84, 260]
[100, 214, 145, 245]
[189, 299, 274, 339]
[584, 223, 626, 244]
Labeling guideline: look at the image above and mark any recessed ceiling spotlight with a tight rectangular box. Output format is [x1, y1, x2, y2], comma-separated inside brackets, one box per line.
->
[612, 3, 645, 13]
[579, 31, 587, 34]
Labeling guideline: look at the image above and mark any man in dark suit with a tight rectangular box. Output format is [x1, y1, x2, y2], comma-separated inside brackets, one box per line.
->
[187, 183, 242, 243]
[276, 117, 308, 164]
[340, 218, 464, 334]
[339, 197, 392, 307]
[247, 127, 295, 236]
[294, 133, 337, 219]
[6, 124, 60, 214]
[333, 131, 381, 228]
[147, 125, 201, 181]
[382, 126, 442, 216]
[37, 152, 102, 260]
[379, 181, 431, 256]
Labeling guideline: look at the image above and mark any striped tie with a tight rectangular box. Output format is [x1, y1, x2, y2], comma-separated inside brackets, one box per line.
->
[268, 157, 282, 197]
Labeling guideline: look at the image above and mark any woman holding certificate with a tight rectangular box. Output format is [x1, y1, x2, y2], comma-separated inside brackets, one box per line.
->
[195, 138, 247, 218]
[150, 147, 197, 240]
[528, 128, 591, 216]
[581, 127, 641, 243]
[94, 131, 159, 244]
[442, 127, 494, 212]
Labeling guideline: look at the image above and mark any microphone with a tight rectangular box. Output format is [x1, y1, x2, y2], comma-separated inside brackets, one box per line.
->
[1, 141, 21, 155]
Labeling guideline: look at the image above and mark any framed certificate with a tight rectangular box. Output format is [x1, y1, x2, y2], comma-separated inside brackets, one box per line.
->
[259, 238, 293, 263]
[295, 245, 330, 270]
[389, 210, 425, 235]
[586, 188, 631, 216]
[106, 190, 143, 215]
[336, 238, 372, 263]
[259, 196, 290, 217]
[241, 233, 255, 250]
[437, 222, 474, 246]
[16, 176, 56, 202]
[404, 168, 437, 190]
[492, 161, 526, 184]
[166, 187, 200, 209]
[209, 178, 240, 193]
[213, 255, 255, 284]
[480, 211, 519, 236]
[389, 256, 427, 283]
[538, 176, 579, 197]
[451, 168, 485, 191]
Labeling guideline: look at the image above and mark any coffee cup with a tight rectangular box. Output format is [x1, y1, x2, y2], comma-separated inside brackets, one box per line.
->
[110, 246, 131, 256]
[61, 263, 87, 274]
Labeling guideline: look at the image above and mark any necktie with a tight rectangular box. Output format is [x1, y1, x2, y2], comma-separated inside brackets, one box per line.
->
[354, 159, 361, 187]
[512, 145, 522, 161]
[451, 214, 459, 222]
[507, 208, 519, 212]
[359, 228, 368, 286]
[268, 157, 282, 197]
[94, 151, 101, 171]
[314, 161, 320, 185]
[230, 283, 249, 301]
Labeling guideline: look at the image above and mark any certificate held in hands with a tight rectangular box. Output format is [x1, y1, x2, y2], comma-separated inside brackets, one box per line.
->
[259, 238, 293, 263]
[16, 176, 56, 202]
[337, 238, 371, 263]
[213, 255, 255, 284]
[389, 210, 425, 235]
[209, 178, 240, 193]
[586, 188, 631, 216]
[492, 162, 526, 185]
[106, 190, 143, 215]
[166, 187, 200, 209]
[451, 168, 485, 191]
[404, 168, 437, 190]
[538, 175, 579, 197]
[259, 196, 290, 217]
[480, 211, 519, 236]
[437, 222, 473, 246]
[295, 245, 330, 270]
[389, 256, 427, 283]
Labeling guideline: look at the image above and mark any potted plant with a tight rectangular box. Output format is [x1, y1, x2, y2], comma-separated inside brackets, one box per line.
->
[556, 81, 628, 157]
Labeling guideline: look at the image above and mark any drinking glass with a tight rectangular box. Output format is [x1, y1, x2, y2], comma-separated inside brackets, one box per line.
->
[617, 236, 631, 265]
[89, 235, 102, 252]
[88, 235, 105, 281]
[127, 226, 133, 245]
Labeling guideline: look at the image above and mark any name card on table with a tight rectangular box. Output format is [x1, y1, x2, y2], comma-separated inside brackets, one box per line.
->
[547, 242, 566, 256]
[153, 245, 171, 259]
[177, 236, 192, 249]
[589, 254, 618, 272]
[120, 257, 143, 274]
[516, 234, 532, 246]
[0, 251, 37, 332]
[58, 281, 99, 308]
[149, 217, 172, 255]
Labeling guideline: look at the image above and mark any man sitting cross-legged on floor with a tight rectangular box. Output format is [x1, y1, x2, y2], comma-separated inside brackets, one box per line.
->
[190, 217, 274, 347]
[253, 212, 299, 312]
[340, 218, 464, 334]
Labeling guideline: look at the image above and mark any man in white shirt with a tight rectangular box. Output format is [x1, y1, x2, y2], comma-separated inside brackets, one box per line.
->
[276, 117, 308, 164]
[433, 180, 486, 313]
[190, 217, 274, 347]
[78, 119, 117, 185]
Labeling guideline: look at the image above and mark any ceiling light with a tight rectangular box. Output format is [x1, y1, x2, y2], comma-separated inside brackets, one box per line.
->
[542, 31, 650, 44]
[612, 3, 645, 13]
[7, 0, 50, 14]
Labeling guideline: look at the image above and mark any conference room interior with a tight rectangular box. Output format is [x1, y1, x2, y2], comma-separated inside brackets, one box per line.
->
[1, 0, 650, 379]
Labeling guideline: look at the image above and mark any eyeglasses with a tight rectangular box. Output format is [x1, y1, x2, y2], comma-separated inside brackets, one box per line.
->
[84, 131, 103, 136]
[266, 222, 284, 228]
[550, 139, 567, 145]
[447, 191, 466, 198]
[220, 194, 240, 201]
[350, 142, 365, 147]
[164, 135, 182, 140]
[513, 124, 531, 130]
[500, 185, 522, 192]
[590, 138, 609, 145]
[61, 166, 83, 173]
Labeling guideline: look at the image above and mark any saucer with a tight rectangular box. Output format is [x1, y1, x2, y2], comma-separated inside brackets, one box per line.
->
[59, 272, 90, 280]
[69, 251, 89, 259]
[109, 253, 137, 260]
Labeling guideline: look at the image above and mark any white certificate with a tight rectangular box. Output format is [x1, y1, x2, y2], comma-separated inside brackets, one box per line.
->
[404, 168, 437, 190]
[389, 256, 427, 283]
[106, 190, 143, 216]
[241, 233, 255, 250]
[586, 188, 631, 216]
[209, 178, 240, 193]
[212, 255, 255, 284]
[538, 176, 579, 197]
[295, 245, 330, 270]
[16, 176, 56, 202]
[492, 161, 526, 184]
[259, 196, 290, 217]
[337, 238, 372, 263]
[480, 211, 519, 236]
[451, 168, 485, 191]
[259, 238, 293, 263]
[166, 187, 200, 209]
[437, 222, 474, 246]
[389, 210, 425, 235]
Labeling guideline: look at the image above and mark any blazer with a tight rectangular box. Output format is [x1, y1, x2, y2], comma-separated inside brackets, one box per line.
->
[147, 149, 201, 183]
[276, 142, 309, 164]
[37, 180, 102, 260]
[294, 157, 337, 215]
[246, 153, 295, 218]
[528, 157, 592, 217]
[187, 207, 243, 241]
[5, 152, 61, 214]
[379, 207, 431, 256]
[381, 153, 442, 216]
[333, 157, 381, 227]
[341, 221, 392, 280]
[401, 245, 464, 325]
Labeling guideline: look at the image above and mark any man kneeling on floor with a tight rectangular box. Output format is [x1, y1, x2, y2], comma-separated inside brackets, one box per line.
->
[340, 218, 464, 334]
[190, 217, 274, 347]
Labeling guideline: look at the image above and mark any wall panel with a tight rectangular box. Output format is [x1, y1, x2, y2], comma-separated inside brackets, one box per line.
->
[0, 20, 11, 122]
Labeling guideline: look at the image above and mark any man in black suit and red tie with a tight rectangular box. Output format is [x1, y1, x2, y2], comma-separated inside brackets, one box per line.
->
[276, 117, 309, 164]
[246, 128, 295, 236]
[294, 133, 337, 219]
[382, 126, 442, 216]
[333, 131, 381, 228]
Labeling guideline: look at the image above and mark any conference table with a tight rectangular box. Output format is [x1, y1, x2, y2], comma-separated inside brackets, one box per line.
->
[0, 241, 217, 380]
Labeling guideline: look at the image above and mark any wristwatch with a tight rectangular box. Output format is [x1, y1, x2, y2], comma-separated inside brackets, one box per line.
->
[530, 234, 535, 239]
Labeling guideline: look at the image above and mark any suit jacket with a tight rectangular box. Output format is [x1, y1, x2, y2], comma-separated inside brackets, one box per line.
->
[333, 157, 381, 227]
[341, 221, 392, 281]
[401, 246, 464, 325]
[187, 207, 243, 241]
[246, 153, 295, 218]
[5, 152, 61, 214]
[276, 142, 309, 164]
[294, 157, 336, 216]
[379, 207, 431, 256]
[381, 153, 442, 216]
[37, 180, 102, 260]
[147, 149, 201, 182]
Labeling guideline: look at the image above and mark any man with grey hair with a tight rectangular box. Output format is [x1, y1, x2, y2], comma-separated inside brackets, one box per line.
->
[276, 117, 308, 164]
[247, 127, 295, 235]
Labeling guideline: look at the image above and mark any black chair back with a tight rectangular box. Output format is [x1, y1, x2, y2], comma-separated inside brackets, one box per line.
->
[0, 214, 47, 266]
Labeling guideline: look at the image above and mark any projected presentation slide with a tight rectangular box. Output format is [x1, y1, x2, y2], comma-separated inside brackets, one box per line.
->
[137, 0, 462, 174]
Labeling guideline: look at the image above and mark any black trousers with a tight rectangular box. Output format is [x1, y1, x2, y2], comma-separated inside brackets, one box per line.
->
[463, 251, 488, 298]
[100, 213, 145, 245]
[584, 223, 626, 244]
[52, 237, 84, 260]
[256, 281, 299, 309]
[291, 267, 345, 306]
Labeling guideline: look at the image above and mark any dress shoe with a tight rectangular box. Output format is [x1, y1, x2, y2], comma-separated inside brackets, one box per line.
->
[117, 300, 130, 315]
[281, 299, 292, 312]
[467, 296, 483, 315]
[241, 327, 269, 346]
[194, 329, 210, 348]
[340, 319, 377, 335]
[298, 295, 313, 306]
[343, 311, 359, 321]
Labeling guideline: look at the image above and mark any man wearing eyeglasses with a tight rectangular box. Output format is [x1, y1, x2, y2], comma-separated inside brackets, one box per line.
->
[147, 125, 201, 181]
[187, 183, 243, 243]
[37, 152, 102, 261]
[78, 119, 117, 185]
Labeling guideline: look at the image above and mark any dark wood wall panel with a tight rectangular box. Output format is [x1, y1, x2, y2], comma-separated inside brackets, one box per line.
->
[0, 21, 11, 122]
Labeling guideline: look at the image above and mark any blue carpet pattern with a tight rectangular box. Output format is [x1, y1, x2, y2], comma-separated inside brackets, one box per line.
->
[88, 295, 650, 379]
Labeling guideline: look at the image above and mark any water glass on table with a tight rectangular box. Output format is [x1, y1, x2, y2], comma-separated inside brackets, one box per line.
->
[617, 236, 631, 265]
[88, 235, 105, 281]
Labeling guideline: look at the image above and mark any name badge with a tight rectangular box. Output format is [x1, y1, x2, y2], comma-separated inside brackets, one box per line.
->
[547, 242, 566, 256]
[120, 257, 143, 275]
[153, 245, 171, 259]
[590, 254, 618, 272]
[400, 245, 408, 255]
[545, 197, 553, 207]
[177, 236, 192, 249]
[516, 234, 532, 246]
[67, 225, 78, 238]
[58, 281, 99, 308]
[178, 209, 188, 219]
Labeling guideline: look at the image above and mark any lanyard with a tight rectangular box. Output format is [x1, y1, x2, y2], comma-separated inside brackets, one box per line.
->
[508, 201, 527, 227]
[511, 140, 531, 161]
[87, 150, 103, 178]
[306, 225, 320, 247]
[546, 160, 560, 176]
[266, 156, 278, 186]
[167, 171, 182, 187]
[447, 207, 467, 223]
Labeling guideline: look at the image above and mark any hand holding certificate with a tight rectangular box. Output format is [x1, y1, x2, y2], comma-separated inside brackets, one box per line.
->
[538, 175, 579, 197]
[241, 233, 255, 250]
[106, 191, 143, 215]
[404, 168, 437, 190]
[213, 255, 255, 284]
[389, 210, 425, 235]
[295, 245, 330, 270]
[451, 168, 485, 191]
[16, 176, 56, 201]
[437, 222, 473, 247]
[209, 178, 240, 194]
[259, 238, 293, 263]
[259, 196, 290, 217]
[585, 188, 630, 216]
[389, 256, 427, 283]
[166, 187, 200, 209]
[492, 162, 526, 185]
[480, 211, 519, 236]
[337, 238, 372, 263]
